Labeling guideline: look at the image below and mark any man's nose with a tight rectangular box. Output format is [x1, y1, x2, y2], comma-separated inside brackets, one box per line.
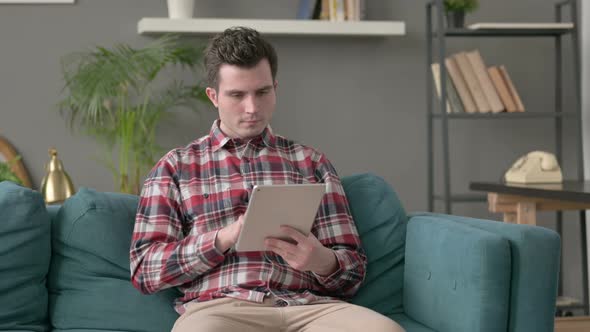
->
[244, 96, 258, 113]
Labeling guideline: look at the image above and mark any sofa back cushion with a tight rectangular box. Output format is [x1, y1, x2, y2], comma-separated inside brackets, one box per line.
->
[342, 173, 407, 315]
[0, 181, 51, 332]
[48, 187, 180, 332]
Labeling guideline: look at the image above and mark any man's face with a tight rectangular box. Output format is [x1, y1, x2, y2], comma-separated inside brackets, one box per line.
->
[206, 59, 277, 141]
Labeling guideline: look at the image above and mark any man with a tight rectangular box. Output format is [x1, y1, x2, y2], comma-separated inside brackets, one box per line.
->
[130, 27, 404, 332]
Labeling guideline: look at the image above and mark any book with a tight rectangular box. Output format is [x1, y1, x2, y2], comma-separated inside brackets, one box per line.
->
[445, 57, 477, 113]
[431, 63, 464, 113]
[431, 63, 453, 113]
[445, 69, 464, 113]
[453, 52, 491, 113]
[345, 0, 354, 21]
[488, 66, 517, 112]
[320, 0, 330, 20]
[499, 65, 525, 112]
[328, 0, 345, 22]
[312, 0, 322, 19]
[297, 0, 318, 20]
[465, 50, 504, 113]
[467, 22, 574, 30]
[335, 0, 346, 21]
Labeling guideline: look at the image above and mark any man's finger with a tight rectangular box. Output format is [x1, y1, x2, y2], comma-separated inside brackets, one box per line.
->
[265, 241, 288, 258]
[266, 238, 298, 251]
[279, 226, 308, 244]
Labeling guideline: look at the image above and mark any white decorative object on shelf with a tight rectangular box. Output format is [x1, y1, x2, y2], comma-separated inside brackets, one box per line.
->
[167, 0, 194, 19]
[467, 22, 574, 30]
[137, 18, 406, 37]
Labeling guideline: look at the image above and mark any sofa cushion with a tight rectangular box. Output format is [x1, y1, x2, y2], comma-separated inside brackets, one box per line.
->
[0, 181, 51, 332]
[48, 188, 180, 332]
[342, 173, 407, 315]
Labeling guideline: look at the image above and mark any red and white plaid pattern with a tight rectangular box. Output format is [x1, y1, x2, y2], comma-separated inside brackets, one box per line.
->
[130, 120, 366, 314]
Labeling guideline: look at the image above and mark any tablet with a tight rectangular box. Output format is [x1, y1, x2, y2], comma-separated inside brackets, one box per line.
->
[234, 183, 326, 252]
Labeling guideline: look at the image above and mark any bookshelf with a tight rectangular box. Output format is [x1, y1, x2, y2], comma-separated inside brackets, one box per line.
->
[137, 18, 406, 37]
[426, 0, 585, 320]
[426, 0, 583, 213]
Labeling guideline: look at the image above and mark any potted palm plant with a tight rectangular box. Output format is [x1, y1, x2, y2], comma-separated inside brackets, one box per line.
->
[444, 0, 478, 28]
[59, 35, 207, 194]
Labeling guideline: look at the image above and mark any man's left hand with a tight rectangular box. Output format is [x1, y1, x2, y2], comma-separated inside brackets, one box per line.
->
[265, 226, 338, 276]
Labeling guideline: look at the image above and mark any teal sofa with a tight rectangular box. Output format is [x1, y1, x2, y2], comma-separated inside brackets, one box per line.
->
[0, 173, 560, 332]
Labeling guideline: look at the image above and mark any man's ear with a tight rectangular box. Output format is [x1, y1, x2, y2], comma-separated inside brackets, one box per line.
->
[273, 80, 278, 90]
[205, 87, 219, 108]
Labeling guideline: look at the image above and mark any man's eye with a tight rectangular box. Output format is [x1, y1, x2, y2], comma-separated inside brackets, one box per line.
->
[230, 93, 243, 98]
[257, 90, 270, 96]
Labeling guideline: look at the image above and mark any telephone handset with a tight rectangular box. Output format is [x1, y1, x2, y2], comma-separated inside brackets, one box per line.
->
[504, 151, 563, 184]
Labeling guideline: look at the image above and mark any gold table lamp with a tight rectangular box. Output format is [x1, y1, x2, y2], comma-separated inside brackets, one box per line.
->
[41, 148, 75, 204]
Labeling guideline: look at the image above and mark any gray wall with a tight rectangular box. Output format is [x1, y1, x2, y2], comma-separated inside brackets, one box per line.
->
[0, 0, 584, 303]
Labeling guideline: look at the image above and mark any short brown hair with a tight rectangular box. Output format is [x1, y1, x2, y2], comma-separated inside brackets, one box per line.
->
[204, 27, 278, 88]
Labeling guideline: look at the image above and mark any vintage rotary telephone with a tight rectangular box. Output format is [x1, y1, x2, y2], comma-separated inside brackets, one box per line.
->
[504, 151, 563, 184]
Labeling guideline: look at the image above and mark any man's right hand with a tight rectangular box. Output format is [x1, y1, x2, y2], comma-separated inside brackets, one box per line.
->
[215, 215, 244, 253]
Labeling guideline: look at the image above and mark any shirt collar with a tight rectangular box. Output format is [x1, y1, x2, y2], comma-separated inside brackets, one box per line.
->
[209, 120, 275, 152]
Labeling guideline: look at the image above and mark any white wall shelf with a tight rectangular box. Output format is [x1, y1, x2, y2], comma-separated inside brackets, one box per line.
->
[137, 18, 406, 37]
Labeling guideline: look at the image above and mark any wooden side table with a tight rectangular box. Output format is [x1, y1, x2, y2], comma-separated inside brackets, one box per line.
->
[485, 190, 590, 225]
[470, 181, 590, 331]
[555, 316, 590, 332]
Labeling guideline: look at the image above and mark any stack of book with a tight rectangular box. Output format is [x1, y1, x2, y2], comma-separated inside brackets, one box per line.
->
[297, 0, 366, 22]
[431, 50, 525, 114]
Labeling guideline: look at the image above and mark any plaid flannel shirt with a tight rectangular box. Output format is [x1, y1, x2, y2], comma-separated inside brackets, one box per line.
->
[130, 120, 366, 314]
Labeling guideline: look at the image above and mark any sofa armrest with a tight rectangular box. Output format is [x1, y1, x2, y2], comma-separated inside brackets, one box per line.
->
[407, 213, 560, 332]
[404, 214, 512, 332]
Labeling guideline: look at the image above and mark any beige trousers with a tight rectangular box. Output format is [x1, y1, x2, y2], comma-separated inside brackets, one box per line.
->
[172, 297, 405, 332]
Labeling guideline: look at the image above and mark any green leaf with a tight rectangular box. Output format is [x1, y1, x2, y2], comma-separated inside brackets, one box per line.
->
[0, 157, 23, 185]
[444, 0, 478, 12]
